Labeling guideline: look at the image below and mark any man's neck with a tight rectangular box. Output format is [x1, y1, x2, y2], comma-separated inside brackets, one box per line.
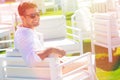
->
[22, 24, 34, 30]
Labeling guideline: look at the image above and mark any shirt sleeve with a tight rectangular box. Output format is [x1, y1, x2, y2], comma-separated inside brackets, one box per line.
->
[14, 29, 42, 67]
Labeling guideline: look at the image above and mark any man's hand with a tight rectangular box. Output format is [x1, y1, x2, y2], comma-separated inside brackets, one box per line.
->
[37, 47, 66, 60]
[55, 49, 66, 58]
[50, 48, 66, 58]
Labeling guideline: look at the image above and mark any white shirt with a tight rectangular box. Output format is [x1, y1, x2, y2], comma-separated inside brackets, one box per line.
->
[14, 25, 44, 67]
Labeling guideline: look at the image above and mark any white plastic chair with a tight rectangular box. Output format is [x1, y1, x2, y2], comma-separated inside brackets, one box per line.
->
[61, 0, 77, 14]
[0, 3, 16, 51]
[32, 0, 46, 13]
[35, 15, 81, 54]
[71, 7, 92, 54]
[43, 0, 58, 12]
[0, 49, 97, 80]
[91, 0, 116, 13]
[0, 29, 14, 51]
[91, 12, 120, 62]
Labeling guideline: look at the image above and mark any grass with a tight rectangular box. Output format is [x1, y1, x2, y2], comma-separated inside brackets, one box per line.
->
[1, 8, 120, 80]
[0, 51, 5, 54]
[96, 55, 120, 80]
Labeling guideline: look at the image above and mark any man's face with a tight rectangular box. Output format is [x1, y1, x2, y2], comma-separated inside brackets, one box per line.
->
[22, 8, 40, 28]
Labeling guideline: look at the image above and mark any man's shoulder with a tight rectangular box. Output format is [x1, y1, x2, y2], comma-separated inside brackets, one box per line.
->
[16, 26, 33, 34]
[15, 28, 34, 40]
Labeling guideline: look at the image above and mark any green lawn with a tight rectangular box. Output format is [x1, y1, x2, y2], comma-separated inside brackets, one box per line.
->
[1, 8, 120, 80]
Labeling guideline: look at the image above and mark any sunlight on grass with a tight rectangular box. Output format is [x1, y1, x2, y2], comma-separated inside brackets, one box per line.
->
[96, 67, 120, 80]
[96, 53, 108, 59]
[96, 68, 111, 80]
[114, 47, 120, 56]
[0, 51, 5, 54]
[111, 68, 120, 80]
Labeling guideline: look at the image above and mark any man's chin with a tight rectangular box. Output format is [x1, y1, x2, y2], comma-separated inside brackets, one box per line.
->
[34, 23, 39, 27]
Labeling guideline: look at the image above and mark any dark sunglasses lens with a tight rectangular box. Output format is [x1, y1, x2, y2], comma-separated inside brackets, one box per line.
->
[30, 13, 40, 19]
[30, 14, 36, 19]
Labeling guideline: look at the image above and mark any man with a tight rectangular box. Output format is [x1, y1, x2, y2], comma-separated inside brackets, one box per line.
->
[15, 2, 88, 75]
[14, 2, 65, 67]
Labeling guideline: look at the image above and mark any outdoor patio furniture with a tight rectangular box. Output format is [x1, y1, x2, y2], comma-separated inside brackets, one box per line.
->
[0, 3, 17, 24]
[0, 28, 14, 51]
[0, 29, 13, 51]
[0, 8, 15, 51]
[61, 0, 77, 14]
[35, 15, 82, 54]
[71, 8, 92, 54]
[0, 49, 96, 80]
[0, 2, 19, 51]
[33, 0, 58, 14]
[43, 0, 58, 12]
[91, 12, 120, 62]
[90, 0, 116, 13]
[32, 0, 46, 13]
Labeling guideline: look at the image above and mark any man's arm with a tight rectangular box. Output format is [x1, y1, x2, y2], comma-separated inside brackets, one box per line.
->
[37, 47, 66, 60]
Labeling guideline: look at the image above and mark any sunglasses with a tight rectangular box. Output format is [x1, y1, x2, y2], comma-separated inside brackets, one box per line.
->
[25, 12, 40, 19]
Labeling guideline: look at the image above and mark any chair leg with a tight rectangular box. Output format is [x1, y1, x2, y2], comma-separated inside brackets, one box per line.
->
[108, 47, 113, 62]
[49, 58, 62, 80]
[0, 56, 4, 80]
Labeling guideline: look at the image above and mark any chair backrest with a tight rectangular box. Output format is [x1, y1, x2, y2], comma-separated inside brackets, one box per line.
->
[0, 4, 16, 50]
[44, 0, 55, 3]
[90, 0, 116, 13]
[0, 4, 15, 50]
[5, 49, 52, 79]
[71, 7, 92, 32]
[35, 15, 66, 41]
[0, 3, 16, 25]
[61, 0, 78, 14]
[32, 0, 45, 13]
[0, 3, 18, 35]
[93, 12, 119, 45]
[71, 7, 92, 41]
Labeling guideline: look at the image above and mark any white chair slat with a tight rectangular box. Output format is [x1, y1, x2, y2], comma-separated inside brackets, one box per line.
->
[6, 67, 50, 79]
[5, 78, 49, 80]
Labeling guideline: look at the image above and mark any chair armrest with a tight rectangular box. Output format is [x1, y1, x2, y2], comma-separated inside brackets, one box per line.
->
[58, 52, 91, 67]
[49, 52, 94, 80]
[66, 26, 81, 41]
[71, 14, 75, 27]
